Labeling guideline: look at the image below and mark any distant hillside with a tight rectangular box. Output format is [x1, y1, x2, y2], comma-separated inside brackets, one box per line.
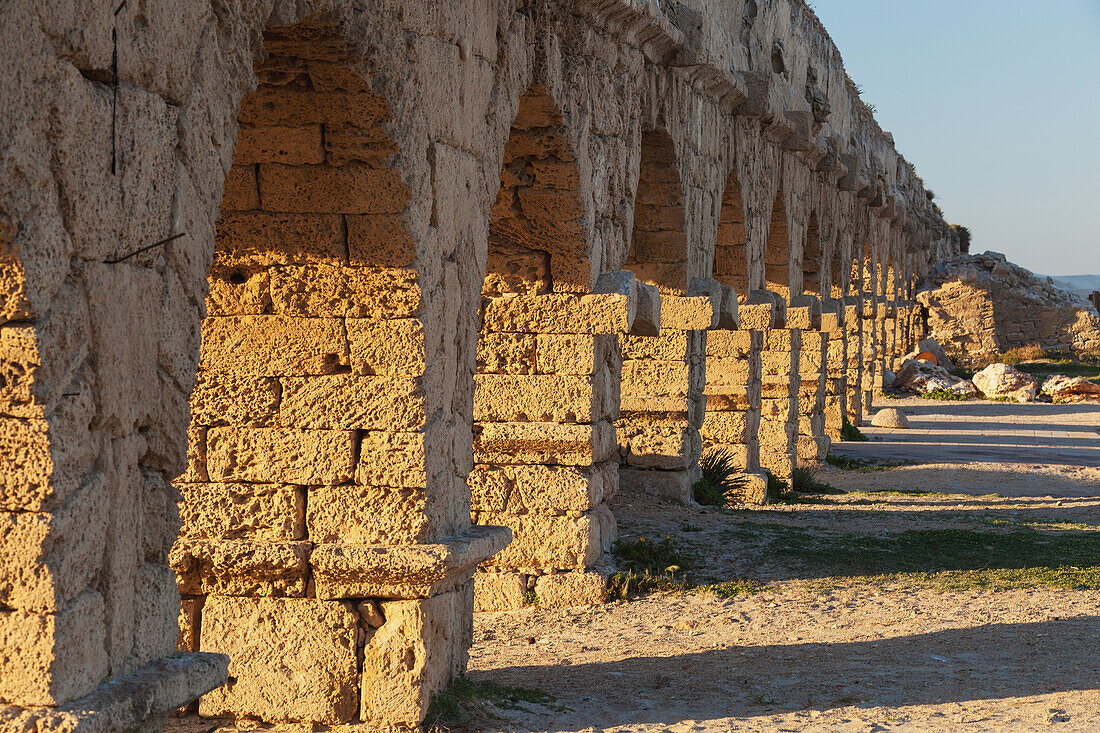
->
[1052, 274, 1100, 298]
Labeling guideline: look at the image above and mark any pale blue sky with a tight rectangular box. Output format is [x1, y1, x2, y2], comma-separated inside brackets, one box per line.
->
[810, 0, 1100, 277]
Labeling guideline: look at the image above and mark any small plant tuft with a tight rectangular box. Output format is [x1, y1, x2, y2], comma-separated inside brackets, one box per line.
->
[825, 453, 917, 472]
[522, 589, 538, 606]
[922, 389, 971, 401]
[840, 416, 868, 442]
[791, 466, 844, 495]
[693, 448, 747, 506]
[764, 471, 790, 504]
[426, 676, 558, 730]
[608, 536, 693, 600]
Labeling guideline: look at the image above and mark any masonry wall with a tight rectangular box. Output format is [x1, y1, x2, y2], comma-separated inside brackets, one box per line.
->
[0, 0, 955, 730]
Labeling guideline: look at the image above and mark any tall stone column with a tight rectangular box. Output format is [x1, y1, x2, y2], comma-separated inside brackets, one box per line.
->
[171, 28, 509, 728]
[821, 301, 848, 440]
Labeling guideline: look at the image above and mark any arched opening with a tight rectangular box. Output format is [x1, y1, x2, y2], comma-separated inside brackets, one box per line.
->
[803, 212, 822, 296]
[830, 239, 849, 299]
[714, 170, 749, 297]
[170, 17, 476, 728]
[618, 129, 702, 502]
[470, 86, 614, 609]
[624, 131, 689, 295]
[764, 191, 791, 301]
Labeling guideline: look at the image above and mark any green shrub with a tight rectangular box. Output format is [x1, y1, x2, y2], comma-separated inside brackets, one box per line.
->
[764, 471, 789, 503]
[840, 416, 868, 442]
[693, 447, 747, 506]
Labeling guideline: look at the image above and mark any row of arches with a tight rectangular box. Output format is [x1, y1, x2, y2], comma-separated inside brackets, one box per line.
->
[1, 7, 947, 733]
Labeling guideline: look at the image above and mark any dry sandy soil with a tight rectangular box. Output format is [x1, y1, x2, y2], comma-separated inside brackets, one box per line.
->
[460, 401, 1100, 732]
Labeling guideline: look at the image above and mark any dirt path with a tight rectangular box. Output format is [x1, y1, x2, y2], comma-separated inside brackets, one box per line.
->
[462, 401, 1100, 732]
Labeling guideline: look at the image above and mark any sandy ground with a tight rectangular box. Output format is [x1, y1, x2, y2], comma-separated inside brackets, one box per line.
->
[463, 401, 1100, 732]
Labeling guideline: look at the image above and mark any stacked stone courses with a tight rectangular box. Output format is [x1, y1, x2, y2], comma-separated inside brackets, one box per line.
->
[0, 0, 957, 730]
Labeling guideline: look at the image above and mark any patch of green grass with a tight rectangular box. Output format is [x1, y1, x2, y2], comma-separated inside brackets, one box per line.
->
[694, 448, 748, 506]
[716, 522, 1100, 591]
[523, 589, 538, 606]
[1014, 360, 1100, 383]
[426, 676, 559, 731]
[701, 579, 772, 597]
[791, 466, 845, 495]
[921, 389, 971, 401]
[825, 453, 918, 472]
[840, 416, 868, 442]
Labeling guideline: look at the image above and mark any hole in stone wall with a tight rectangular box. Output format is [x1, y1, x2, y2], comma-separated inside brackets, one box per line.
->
[771, 41, 787, 75]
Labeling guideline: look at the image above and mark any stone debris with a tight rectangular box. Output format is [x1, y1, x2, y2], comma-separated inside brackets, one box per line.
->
[899, 337, 955, 371]
[871, 408, 910, 429]
[894, 358, 967, 396]
[917, 252, 1100, 357]
[972, 364, 1039, 403]
[1042, 375, 1100, 403]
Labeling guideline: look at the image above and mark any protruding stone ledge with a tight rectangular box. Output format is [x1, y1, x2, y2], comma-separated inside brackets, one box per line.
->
[788, 295, 822, 331]
[482, 270, 650, 335]
[0, 653, 228, 733]
[573, 0, 684, 63]
[311, 525, 512, 599]
[739, 290, 785, 331]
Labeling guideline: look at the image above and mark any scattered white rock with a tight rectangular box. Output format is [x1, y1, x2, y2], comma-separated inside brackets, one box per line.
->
[895, 358, 965, 396]
[972, 363, 1038, 403]
[1042, 375, 1100, 403]
[871, 408, 910, 429]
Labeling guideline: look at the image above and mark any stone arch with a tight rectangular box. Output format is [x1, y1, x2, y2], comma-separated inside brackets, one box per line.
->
[470, 85, 615, 610]
[764, 190, 791, 300]
[713, 168, 749, 296]
[803, 211, 822, 296]
[485, 86, 591, 293]
[625, 130, 688, 295]
[171, 16, 498, 728]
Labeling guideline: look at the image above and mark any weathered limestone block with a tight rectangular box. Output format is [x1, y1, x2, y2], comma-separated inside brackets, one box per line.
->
[0, 472, 106, 613]
[269, 264, 421, 319]
[0, 284, 89, 420]
[618, 467, 692, 502]
[477, 506, 615, 571]
[170, 540, 310, 597]
[280, 374, 424, 430]
[259, 162, 407, 215]
[482, 292, 634, 335]
[362, 584, 473, 727]
[468, 463, 612, 513]
[535, 333, 618, 375]
[176, 483, 303, 541]
[617, 419, 701, 470]
[206, 427, 355, 484]
[0, 591, 108, 706]
[473, 421, 617, 466]
[347, 318, 426, 377]
[474, 572, 527, 612]
[215, 212, 346, 266]
[474, 373, 605, 423]
[535, 570, 609, 608]
[189, 373, 280, 429]
[306, 484, 430, 545]
[200, 316, 348, 376]
[0, 390, 96, 512]
[198, 596, 359, 724]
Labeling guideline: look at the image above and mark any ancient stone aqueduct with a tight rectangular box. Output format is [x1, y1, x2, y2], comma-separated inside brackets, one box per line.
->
[1, 0, 960, 729]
